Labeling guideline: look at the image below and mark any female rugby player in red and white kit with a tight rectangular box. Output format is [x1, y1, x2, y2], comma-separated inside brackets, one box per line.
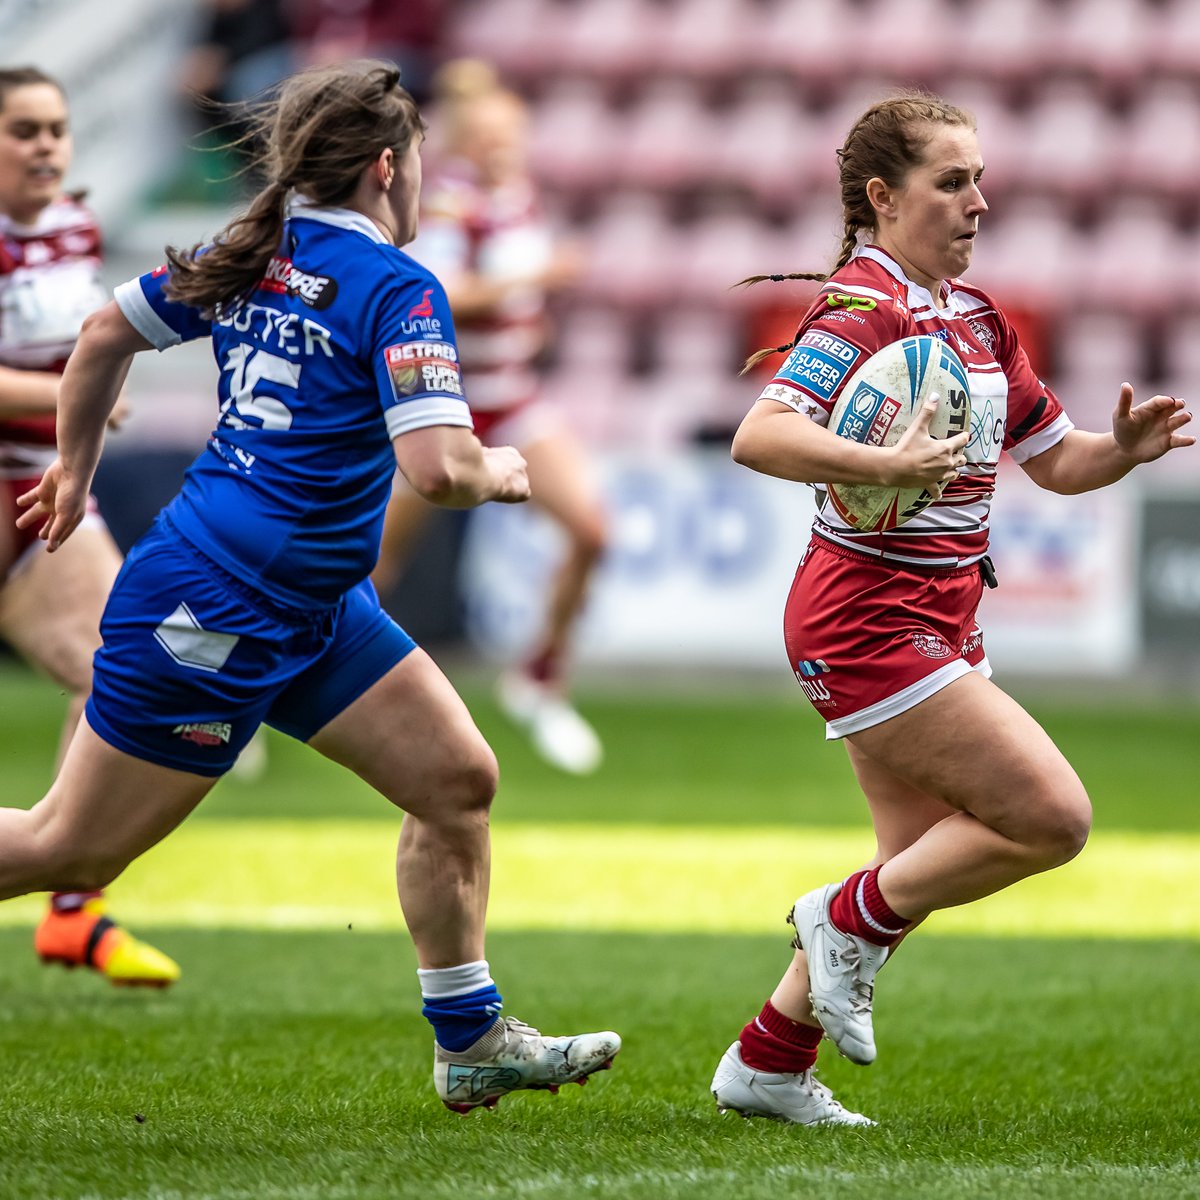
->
[372, 60, 608, 776]
[0, 66, 178, 985]
[709, 92, 1194, 1127]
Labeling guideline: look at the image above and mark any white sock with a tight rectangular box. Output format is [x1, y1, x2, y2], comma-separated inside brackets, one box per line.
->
[417, 959, 494, 998]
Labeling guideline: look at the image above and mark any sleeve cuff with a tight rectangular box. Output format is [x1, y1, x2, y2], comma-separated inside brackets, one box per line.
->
[114, 279, 182, 350]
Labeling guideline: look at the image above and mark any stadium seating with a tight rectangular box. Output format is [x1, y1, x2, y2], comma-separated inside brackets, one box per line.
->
[446, 0, 1200, 443]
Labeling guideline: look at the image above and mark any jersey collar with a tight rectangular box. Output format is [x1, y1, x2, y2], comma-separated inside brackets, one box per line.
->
[856, 244, 955, 316]
[286, 195, 391, 245]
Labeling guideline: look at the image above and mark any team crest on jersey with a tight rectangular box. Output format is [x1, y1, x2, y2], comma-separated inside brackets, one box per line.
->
[261, 257, 338, 309]
[968, 318, 996, 355]
[385, 340, 463, 398]
[911, 633, 954, 659]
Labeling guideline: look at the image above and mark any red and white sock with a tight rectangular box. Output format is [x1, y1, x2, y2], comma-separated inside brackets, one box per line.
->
[738, 1000, 824, 1074]
[829, 868, 910, 947]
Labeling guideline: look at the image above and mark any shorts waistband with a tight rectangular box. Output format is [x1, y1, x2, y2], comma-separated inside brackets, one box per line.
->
[809, 534, 985, 579]
[161, 513, 335, 629]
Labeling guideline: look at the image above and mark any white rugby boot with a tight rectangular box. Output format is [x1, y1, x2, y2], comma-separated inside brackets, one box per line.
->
[496, 671, 603, 775]
[434, 1016, 620, 1113]
[711, 1041, 875, 1127]
[788, 883, 888, 1066]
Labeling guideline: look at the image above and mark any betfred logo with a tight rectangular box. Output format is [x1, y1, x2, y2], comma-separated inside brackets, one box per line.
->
[172, 721, 233, 747]
[385, 342, 464, 398]
[261, 257, 338, 309]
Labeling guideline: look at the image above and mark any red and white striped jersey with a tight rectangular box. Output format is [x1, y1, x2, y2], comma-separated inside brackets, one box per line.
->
[0, 196, 106, 471]
[406, 160, 552, 414]
[757, 245, 1072, 568]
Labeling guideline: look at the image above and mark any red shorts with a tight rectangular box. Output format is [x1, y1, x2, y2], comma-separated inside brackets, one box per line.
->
[783, 538, 990, 740]
[1, 475, 102, 581]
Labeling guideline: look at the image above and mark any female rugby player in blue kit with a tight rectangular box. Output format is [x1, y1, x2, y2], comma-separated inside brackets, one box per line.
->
[6, 60, 619, 1112]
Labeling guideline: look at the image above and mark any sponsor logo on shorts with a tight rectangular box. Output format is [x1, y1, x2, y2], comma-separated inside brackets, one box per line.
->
[385, 341, 464, 398]
[825, 292, 876, 311]
[173, 721, 233, 747]
[961, 627, 984, 657]
[911, 633, 954, 659]
[794, 658, 834, 704]
[261, 256, 338, 309]
[777, 333, 861, 401]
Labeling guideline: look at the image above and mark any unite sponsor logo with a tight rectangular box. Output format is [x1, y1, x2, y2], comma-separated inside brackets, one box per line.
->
[172, 721, 233, 747]
[261, 256, 338, 309]
[401, 288, 444, 336]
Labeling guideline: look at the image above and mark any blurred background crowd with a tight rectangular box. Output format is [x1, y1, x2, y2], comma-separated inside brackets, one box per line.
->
[3, 0, 1199, 681]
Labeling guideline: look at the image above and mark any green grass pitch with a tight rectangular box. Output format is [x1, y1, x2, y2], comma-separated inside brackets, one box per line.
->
[0, 663, 1197, 1200]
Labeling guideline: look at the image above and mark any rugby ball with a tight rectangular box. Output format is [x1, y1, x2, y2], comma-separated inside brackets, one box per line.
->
[826, 335, 970, 532]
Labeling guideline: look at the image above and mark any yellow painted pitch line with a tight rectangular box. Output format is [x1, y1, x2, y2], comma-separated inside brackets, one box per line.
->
[1, 821, 1196, 938]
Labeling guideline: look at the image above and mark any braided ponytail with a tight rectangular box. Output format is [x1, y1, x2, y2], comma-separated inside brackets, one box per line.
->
[739, 89, 973, 374]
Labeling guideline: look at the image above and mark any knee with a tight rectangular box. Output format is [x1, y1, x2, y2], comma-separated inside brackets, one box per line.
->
[1031, 785, 1093, 868]
[569, 513, 608, 566]
[427, 738, 499, 822]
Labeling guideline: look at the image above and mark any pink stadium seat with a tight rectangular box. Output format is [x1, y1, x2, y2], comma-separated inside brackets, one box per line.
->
[527, 81, 619, 193]
[619, 81, 715, 191]
[1016, 81, 1119, 205]
[1117, 81, 1200, 205]
[552, 306, 636, 374]
[1147, 0, 1200, 77]
[752, 0, 863, 85]
[957, 0, 1055, 85]
[715, 80, 814, 211]
[1053, 0, 1154, 92]
[554, 0, 669, 83]
[1053, 311, 1150, 429]
[578, 194, 686, 309]
[678, 208, 784, 309]
[655, 308, 739, 375]
[856, 0, 961, 83]
[446, 0, 567, 79]
[1075, 198, 1182, 317]
[658, 0, 757, 81]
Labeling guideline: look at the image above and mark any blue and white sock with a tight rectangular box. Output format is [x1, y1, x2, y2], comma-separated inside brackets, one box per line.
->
[418, 960, 504, 1052]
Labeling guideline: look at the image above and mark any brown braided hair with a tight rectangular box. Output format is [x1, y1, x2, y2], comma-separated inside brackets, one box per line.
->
[740, 90, 975, 373]
[164, 60, 424, 317]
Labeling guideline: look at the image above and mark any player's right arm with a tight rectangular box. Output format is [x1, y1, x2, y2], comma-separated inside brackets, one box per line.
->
[15, 301, 152, 550]
[732, 394, 964, 490]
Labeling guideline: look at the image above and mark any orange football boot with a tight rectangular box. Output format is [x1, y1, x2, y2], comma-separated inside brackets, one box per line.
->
[35, 896, 180, 988]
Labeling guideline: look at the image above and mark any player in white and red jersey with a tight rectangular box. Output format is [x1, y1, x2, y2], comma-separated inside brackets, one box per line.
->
[710, 92, 1194, 1128]
[0, 66, 179, 986]
[373, 61, 608, 776]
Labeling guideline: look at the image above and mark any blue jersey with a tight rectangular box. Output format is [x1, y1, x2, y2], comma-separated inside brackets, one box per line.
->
[115, 200, 473, 610]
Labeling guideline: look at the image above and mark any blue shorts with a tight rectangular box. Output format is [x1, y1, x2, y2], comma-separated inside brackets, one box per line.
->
[87, 516, 416, 776]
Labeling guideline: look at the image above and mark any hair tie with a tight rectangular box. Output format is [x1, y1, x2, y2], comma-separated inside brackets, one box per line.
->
[775, 341, 795, 354]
